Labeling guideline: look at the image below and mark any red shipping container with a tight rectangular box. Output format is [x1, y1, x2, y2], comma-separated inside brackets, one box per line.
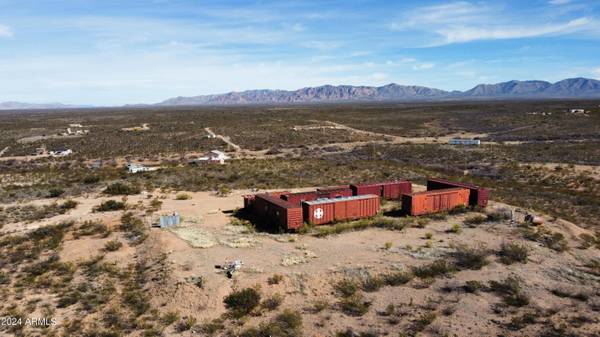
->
[317, 186, 353, 199]
[302, 194, 380, 226]
[426, 178, 489, 207]
[253, 194, 303, 230]
[381, 180, 412, 200]
[247, 191, 289, 213]
[281, 191, 319, 206]
[243, 194, 256, 210]
[402, 187, 470, 216]
[351, 183, 383, 197]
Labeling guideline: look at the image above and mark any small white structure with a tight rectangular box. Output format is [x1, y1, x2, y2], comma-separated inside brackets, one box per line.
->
[569, 108, 585, 114]
[127, 163, 150, 173]
[448, 138, 481, 146]
[159, 213, 180, 228]
[192, 150, 230, 165]
[49, 147, 72, 157]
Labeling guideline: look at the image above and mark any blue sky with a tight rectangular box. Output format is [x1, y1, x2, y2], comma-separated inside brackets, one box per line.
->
[1, 0, 600, 105]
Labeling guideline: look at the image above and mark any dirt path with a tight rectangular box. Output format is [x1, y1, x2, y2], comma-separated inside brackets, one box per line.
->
[205, 127, 242, 152]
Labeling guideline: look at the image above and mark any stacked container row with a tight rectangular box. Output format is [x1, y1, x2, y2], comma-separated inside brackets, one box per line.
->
[351, 180, 412, 200]
[316, 186, 354, 199]
[303, 194, 380, 226]
[426, 178, 489, 207]
[402, 187, 470, 216]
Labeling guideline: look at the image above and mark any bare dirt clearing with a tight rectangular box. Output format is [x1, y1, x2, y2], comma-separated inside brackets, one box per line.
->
[2, 186, 598, 336]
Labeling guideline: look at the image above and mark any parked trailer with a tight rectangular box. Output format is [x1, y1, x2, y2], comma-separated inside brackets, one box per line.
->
[281, 191, 319, 206]
[253, 194, 303, 230]
[316, 186, 353, 199]
[402, 188, 470, 216]
[303, 194, 380, 226]
[380, 180, 412, 200]
[426, 178, 489, 207]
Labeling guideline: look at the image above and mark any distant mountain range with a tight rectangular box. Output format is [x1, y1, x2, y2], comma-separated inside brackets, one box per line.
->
[158, 78, 600, 106]
[0, 101, 85, 110]
[2, 78, 600, 110]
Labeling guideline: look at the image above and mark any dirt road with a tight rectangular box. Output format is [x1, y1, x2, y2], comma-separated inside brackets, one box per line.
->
[205, 127, 242, 152]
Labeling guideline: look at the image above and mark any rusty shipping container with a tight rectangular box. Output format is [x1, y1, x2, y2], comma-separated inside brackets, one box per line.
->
[303, 194, 380, 226]
[402, 187, 470, 216]
[380, 180, 412, 200]
[350, 183, 383, 197]
[281, 191, 319, 206]
[246, 191, 289, 212]
[317, 186, 353, 199]
[253, 194, 303, 230]
[426, 178, 489, 207]
[243, 194, 256, 210]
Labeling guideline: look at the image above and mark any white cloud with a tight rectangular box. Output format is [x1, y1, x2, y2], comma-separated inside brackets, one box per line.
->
[438, 17, 593, 44]
[0, 24, 13, 38]
[413, 63, 435, 70]
[593, 67, 600, 78]
[549, 0, 572, 5]
[389, 1, 599, 46]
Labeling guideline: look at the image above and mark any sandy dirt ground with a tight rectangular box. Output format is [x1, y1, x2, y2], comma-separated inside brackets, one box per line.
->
[3, 186, 598, 336]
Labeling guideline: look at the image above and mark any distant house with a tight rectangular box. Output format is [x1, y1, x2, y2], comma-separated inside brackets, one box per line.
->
[569, 108, 586, 114]
[448, 138, 481, 146]
[49, 147, 72, 157]
[190, 150, 230, 165]
[127, 163, 150, 173]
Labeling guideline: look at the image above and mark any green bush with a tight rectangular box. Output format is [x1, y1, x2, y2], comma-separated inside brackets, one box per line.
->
[383, 271, 414, 286]
[334, 279, 359, 297]
[464, 280, 485, 293]
[175, 193, 191, 200]
[241, 309, 303, 337]
[223, 288, 261, 317]
[94, 200, 126, 212]
[340, 294, 371, 317]
[103, 240, 123, 252]
[412, 260, 455, 278]
[175, 316, 197, 332]
[104, 182, 141, 196]
[359, 275, 383, 292]
[261, 293, 284, 311]
[120, 212, 147, 244]
[450, 244, 490, 270]
[268, 274, 284, 285]
[48, 188, 65, 198]
[464, 215, 487, 226]
[489, 276, 529, 307]
[498, 242, 528, 264]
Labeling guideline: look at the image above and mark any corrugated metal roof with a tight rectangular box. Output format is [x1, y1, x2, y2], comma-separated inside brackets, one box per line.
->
[408, 187, 466, 196]
[255, 194, 299, 209]
[303, 194, 378, 205]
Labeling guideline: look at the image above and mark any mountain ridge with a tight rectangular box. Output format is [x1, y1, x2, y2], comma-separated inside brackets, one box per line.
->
[2, 78, 600, 110]
[157, 77, 600, 106]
